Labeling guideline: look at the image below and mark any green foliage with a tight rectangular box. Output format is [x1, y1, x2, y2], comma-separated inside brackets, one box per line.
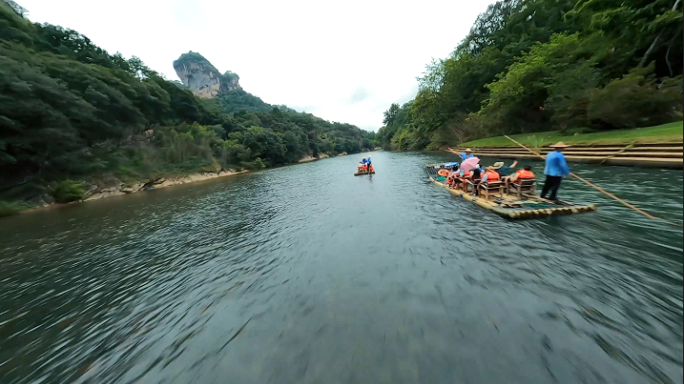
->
[216, 89, 273, 114]
[223, 70, 240, 83]
[587, 65, 683, 129]
[477, 33, 597, 135]
[383, 103, 400, 126]
[0, 200, 30, 217]
[378, 0, 684, 150]
[49, 180, 86, 204]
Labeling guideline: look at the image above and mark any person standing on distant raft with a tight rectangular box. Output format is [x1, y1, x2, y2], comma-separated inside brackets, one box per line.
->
[459, 148, 475, 162]
[366, 156, 372, 173]
[541, 142, 571, 201]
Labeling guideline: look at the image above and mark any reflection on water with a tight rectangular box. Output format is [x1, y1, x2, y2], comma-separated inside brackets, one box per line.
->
[0, 151, 682, 384]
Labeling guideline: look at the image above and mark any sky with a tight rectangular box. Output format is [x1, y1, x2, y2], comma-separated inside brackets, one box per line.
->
[19, 0, 493, 132]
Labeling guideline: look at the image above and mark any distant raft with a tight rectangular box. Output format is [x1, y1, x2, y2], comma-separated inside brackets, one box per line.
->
[354, 169, 376, 176]
[425, 164, 597, 220]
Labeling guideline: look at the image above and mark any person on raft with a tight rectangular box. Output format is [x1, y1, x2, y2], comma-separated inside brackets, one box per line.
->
[504, 165, 536, 190]
[476, 166, 502, 196]
[455, 163, 482, 191]
[459, 148, 475, 162]
[357, 157, 373, 174]
[446, 167, 460, 188]
[481, 166, 502, 183]
[491, 161, 519, 178]
[541, 142, 571, 201]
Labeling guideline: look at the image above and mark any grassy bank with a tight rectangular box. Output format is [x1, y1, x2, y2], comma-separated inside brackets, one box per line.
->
[0, 201, 31, 218]
[459, 122, 683, 148]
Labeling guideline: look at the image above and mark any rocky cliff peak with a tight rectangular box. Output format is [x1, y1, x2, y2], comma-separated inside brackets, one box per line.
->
[173, 51, 241, 99]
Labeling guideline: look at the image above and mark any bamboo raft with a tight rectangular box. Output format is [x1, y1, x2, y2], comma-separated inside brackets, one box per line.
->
[426, 165, 598, 220]
[354, 170, 376, 176]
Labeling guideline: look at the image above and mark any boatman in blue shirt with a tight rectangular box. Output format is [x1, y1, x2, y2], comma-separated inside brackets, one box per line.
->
[459, 148, 475, 162]
[541, 142, 571, 201]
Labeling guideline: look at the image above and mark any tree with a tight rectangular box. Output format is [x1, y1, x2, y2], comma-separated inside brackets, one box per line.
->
[383, 103, 400, 127]
[3, 0, 27, 17]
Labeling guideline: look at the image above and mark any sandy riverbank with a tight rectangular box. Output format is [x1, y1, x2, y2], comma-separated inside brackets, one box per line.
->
[18, 170, 248, 215]
[13, 152, 347, 216]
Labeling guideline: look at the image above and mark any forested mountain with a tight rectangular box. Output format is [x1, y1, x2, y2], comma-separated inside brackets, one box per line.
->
[378, 0, 683, 150]
[0, 0, 374, 203]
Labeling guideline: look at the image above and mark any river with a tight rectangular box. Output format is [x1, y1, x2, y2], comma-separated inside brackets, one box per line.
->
[0, 151, 682, 384]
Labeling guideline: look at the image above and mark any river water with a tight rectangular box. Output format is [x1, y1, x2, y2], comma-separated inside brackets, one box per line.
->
[0, 151, 682, 384]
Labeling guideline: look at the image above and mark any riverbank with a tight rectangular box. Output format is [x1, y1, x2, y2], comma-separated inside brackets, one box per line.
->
[83, 170, 249, 202]
[298, 153, 331, 163]
[7, 170, 248, 216]
[0, 151, 350, 218]
[459, 121, 683, 148]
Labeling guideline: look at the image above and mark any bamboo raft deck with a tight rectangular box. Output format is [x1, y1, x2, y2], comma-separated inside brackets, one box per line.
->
[354, 170, 376, 176]
[426, 166, 598, 220]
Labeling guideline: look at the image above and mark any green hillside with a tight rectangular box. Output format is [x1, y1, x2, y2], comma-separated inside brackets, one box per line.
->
[378, 0, 683, 151]
[0, 0, 375, 206]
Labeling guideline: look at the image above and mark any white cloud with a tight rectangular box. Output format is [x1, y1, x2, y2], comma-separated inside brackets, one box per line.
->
[19, 0, 493, 131]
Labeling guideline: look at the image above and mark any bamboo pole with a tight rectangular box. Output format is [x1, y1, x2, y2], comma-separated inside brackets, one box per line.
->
[503, 135, 678, 225]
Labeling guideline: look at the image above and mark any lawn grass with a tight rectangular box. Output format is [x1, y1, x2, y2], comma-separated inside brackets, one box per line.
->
[460, 121, 683, 148]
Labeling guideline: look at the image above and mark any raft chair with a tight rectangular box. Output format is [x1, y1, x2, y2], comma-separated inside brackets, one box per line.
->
[478, 181, 504, 200]
[509, 179, 537, 199]
[465, 178, 482, 194]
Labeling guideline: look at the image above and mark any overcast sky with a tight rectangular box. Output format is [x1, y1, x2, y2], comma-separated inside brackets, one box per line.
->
[20, 0, 493, 131]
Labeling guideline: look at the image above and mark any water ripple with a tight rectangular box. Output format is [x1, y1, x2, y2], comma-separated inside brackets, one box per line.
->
[0, 152, 681, 384]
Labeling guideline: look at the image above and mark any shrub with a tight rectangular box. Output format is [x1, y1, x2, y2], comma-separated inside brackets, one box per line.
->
[587, 65, 683, 129]
[251, 158, 266, 170]
[49, 180, 86, 203]
[0, 200, 30, 217]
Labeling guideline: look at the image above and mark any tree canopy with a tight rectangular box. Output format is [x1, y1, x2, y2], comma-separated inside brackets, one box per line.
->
[378, 0, 683, 150]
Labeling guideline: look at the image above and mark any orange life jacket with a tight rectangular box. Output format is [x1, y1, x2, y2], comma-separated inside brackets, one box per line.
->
[516, 170, 535, 179]
[437, 169, 449, 177]
[483, 170, 500, 182]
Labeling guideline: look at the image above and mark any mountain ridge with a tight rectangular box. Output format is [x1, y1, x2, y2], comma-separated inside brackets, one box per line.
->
[173, 51, 241, 99]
